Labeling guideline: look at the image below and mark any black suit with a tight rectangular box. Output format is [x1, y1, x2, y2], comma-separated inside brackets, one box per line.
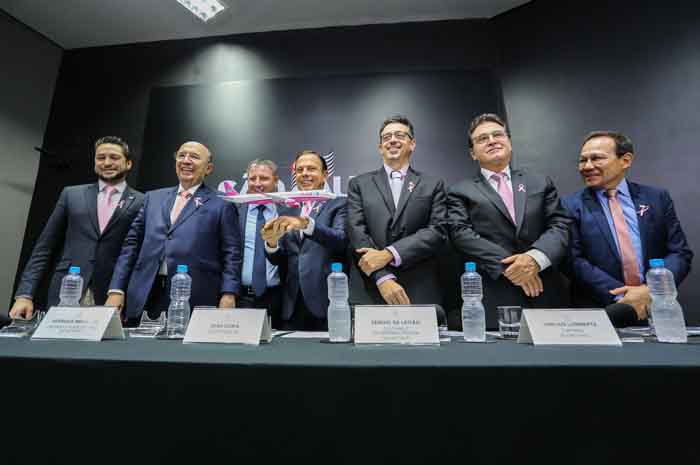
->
[346, 167, 448, 306]
[15, 183, 144, 308]
[266, 197, 348, 326]
[447, 169, 570, 329]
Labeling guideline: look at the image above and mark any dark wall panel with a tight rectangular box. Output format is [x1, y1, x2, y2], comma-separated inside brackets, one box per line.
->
[496, 0, 700, 322]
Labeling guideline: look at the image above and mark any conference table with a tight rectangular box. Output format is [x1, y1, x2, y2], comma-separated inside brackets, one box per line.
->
[2, 335, 699, 464]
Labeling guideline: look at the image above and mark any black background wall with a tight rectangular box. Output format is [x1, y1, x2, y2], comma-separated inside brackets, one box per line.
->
[16, 1, 699, 323]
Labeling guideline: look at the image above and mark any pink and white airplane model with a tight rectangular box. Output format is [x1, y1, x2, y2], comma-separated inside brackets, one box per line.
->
[217, 180, 336, 207]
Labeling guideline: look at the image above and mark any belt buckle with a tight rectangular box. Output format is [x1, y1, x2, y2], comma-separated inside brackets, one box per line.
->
[245, 286, 256, 296]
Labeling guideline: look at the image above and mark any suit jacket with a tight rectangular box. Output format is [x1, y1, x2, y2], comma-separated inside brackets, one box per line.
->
[266, 197, 347, 320]
[346, 167, 448, 306]
[562, 182, 693, 307]
[447, 169, 570, 328]
[110, 184, 242, 319]
[16, 183, 144, 307]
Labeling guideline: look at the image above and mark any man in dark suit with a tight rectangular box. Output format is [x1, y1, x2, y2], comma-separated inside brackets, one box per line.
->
[236, 159, 284, 325]
[106, 141, 241, 323]
[261, 150, 347, 330]
[562, 131, 693, 323]
[10, 136, 144, 319]
[447, 113, 570, 329]
[346, 115, 448, 307]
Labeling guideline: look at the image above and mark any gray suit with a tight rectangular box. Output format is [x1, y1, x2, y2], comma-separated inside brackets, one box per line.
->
[347, 167, 448, 306]
[15, 183, 144, 308]
[447, 169, 570, 328]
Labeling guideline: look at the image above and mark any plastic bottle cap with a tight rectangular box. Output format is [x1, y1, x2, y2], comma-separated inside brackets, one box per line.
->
[69, 266, 80, 274]
[331, 262, 342, 272]
[177, 264, 188, 273]
[649, 258, 665, 268]
[465, 262, 476, 272]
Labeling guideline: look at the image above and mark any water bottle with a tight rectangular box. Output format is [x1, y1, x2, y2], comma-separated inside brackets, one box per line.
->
[327, 262, 351, 342]
[59, 266, 83, 307]
[166, 264, 192, 338]
[461, 262, 486, 342]
[646, 258, 687, 343]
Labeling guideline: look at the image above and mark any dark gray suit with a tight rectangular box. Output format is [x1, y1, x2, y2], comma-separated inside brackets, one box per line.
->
[447, 169, 570, 329]
[347, 167, 448, 306]
[15, 183, 144, 308]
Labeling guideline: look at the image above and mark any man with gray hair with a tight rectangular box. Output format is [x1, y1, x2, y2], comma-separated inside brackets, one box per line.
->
[236, 159, 284, 323]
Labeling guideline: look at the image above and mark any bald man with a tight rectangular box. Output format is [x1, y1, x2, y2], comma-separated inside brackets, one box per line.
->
[107, 141, 242, 324]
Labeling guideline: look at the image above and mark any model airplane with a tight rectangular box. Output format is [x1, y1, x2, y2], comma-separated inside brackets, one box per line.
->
[218, 184, 336, 207]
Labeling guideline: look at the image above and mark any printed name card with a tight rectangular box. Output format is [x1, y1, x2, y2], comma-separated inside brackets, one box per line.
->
[183, 308, 272, 345]
[354, 306, 439, 345]
[32, 307, 124, 341]
[518, 309, 621, 346]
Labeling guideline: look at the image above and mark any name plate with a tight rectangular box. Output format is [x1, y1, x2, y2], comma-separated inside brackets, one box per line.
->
[518, 309, 621, 346]
[183, 308, 272, 345]
[32, 307, 124, 341]
[354, 305, 439, 345]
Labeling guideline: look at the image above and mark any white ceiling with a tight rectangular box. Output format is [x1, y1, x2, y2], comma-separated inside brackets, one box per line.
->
[0, 0, 529, 49]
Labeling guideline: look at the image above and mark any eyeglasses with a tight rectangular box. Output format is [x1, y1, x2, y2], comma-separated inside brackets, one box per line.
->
[472, 130, 508, 145]
[380, 131, 413, 143]
[578, 155, 611, 167]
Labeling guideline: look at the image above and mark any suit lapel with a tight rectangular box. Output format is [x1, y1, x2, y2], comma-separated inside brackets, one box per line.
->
[85, 183, 100, 236]
[474, 174, 515, 227]
[239, 204, 249, 239]
[628, 182, 650, 267]
[371, 169, 395, 216]
[163, 186, 179, 228]
[102, 187, 136, 236]
[171, 185, 211, 232]
[512, 170, 527, 233]
[583, 188, 620, 261]
[392, 168, 420, 226]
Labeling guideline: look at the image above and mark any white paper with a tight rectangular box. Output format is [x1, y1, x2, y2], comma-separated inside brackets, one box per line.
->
[354, 306, 439, 345]
[183, 308, 270, 345]
[32, 306, 124, 341]
[518, 309, 621, 346]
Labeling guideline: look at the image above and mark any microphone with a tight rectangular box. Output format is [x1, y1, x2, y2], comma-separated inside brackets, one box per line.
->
[605, 302, 639, 328]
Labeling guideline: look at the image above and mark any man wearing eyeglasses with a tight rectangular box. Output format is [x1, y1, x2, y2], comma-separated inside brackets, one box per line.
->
[561, 131, 693, 325]
[347, 115, 448, 308]
[106, 141, 242, 325]
[447, 113, 570, 329]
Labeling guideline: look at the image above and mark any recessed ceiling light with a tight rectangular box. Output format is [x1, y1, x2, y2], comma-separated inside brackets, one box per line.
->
[176, 0, 226, 22]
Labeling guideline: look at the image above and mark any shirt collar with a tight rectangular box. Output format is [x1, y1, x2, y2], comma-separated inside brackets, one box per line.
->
[481, 165, 511, 181]
[595, 178, 630, 199]
[177, 183, 201, 196]
[383, 164, 409, 178]
[98, 180, 126, 194]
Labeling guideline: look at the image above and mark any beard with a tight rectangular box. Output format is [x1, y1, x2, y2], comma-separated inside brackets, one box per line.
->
[96, 168, 128, 184]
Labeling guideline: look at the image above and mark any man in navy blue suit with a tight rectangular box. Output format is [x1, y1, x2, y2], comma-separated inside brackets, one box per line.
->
[562, 131, 693, 323]
[261, 150, 347, 330]
[106, 141, 241, 324]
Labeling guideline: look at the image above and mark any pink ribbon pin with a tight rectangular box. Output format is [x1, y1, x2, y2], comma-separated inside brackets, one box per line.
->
[117, 200, 125, 209]
[194, 197, 203, 208]
[638, 204, 649, 217]
[517, 184, 526, 193]
[407, 181, 415, 193]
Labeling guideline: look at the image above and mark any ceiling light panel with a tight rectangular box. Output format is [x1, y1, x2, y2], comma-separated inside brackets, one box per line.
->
[176, 0, 226, 22]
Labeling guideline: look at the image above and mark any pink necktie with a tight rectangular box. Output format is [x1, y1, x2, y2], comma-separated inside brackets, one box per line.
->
[98, 186, 116, 233]
[491, 172, 516, 223]
[606, 189, 642, 286]
[170, 191, 192, 224]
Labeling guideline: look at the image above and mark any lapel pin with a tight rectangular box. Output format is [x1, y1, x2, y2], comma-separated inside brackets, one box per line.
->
[117, 200, 125, 209]
[638, 204, 650, 217]
[194, 197, 203, 208]
[407, 181, 415, 193]
[518, 184, 526, 193]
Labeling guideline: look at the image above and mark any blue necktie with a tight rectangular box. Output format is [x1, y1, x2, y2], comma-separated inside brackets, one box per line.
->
[252, 205, 267, 297]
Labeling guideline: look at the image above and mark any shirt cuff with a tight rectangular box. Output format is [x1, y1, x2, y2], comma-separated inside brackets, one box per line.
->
[302, 216, 315, 236]
[15, 295, 33, 301]
[386, 246, 401, 267]
[376, 274, 397, 286]
[265, 242, 280, 253]
[525, 249, 551, 271]
[108, 289, 125, 296]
